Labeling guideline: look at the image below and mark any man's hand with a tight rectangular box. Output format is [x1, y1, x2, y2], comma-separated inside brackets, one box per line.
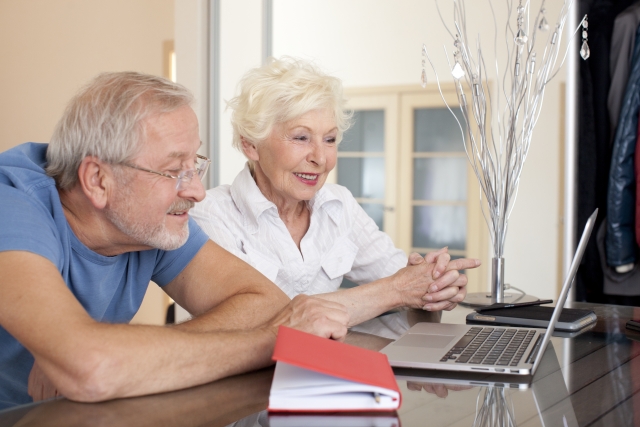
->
[28, 360, 61, 402]
[397, 248, 480, 311]
[269, 295, 349, 341]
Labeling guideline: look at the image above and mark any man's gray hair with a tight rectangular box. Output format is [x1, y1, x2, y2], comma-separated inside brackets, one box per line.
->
[46, 72, 194, 190]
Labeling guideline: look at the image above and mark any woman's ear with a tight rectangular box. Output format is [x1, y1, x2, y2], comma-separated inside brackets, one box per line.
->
[241, 137, 260, 161]
[76, 156, 111, 209]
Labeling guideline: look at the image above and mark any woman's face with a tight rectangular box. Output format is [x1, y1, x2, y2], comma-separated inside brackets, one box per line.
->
[246, 108, 338, 207]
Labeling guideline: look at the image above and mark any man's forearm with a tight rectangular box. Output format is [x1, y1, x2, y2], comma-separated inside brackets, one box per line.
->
[173, 290, 289, 332]
[164, 241, 291, 333]
[48, 322, 278, 402]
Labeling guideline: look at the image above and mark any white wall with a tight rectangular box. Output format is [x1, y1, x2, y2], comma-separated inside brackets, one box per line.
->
[176, 0, 570, 300]
[270, 0, 567, 300]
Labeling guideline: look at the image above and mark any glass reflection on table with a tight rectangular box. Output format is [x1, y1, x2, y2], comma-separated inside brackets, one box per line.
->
[2, 305, 635, 426]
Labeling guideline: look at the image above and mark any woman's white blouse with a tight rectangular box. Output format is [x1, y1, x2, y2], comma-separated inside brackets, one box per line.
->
[190, 164, 407, 298]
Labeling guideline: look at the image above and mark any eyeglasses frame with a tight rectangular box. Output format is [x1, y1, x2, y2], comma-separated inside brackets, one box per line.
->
[121, 154, 211, 191]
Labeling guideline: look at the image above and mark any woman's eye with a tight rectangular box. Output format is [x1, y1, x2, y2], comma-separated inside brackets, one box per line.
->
[294, 135, 309, 141]
[326, 137, 337, 144]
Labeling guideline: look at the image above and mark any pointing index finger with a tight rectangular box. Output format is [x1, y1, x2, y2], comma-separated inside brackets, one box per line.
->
[446, 257, 481, 272]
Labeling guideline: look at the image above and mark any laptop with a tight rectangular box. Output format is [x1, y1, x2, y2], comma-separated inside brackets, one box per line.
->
[393, 341, 579, 426]
[380, 209, 598, 376]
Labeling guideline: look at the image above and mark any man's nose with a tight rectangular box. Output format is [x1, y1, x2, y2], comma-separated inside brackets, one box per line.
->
[178, 174, 206, 202]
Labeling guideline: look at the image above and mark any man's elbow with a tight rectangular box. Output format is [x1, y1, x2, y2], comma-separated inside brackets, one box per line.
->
[54, 350, 121, 403]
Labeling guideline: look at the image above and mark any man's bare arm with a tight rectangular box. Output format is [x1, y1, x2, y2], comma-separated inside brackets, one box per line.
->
[1, 251, 347, 403]
[163, 240, 291, 332]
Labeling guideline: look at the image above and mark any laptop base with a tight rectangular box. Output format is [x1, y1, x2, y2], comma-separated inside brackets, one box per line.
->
[461, 292, 541, 307]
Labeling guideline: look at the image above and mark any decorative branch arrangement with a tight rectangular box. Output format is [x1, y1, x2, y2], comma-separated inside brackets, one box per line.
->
[422, 0, 588, 304]
[472, 387, 516, 427]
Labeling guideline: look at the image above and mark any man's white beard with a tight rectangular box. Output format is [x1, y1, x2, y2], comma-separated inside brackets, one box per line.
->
[106, 189, 192, 251]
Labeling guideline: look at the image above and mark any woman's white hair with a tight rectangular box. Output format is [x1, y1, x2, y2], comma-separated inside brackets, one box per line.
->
[46, 71, 194, 190]
[228, 57, 352, 155]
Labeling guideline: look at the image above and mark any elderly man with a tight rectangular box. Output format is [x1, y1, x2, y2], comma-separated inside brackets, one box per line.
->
[0, 72, 350, 409]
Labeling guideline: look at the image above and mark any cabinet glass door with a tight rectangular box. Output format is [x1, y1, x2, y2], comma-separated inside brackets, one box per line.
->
[337, 110, 386, 230]
[411, 107, 468, 256]
[336, 109, 387, 289]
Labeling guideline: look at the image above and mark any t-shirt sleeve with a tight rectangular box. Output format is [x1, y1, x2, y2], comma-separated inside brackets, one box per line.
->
[0, 184, 63, 268]
[151, 217, 209, 286]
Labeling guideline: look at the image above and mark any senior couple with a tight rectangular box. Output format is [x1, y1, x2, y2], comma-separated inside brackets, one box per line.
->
[0, 57, 479, 408]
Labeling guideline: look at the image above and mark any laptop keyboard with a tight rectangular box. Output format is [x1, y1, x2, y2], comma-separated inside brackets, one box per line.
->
[440, 327, 537, 367]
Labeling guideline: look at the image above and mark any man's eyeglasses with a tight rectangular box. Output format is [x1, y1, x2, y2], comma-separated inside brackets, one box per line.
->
[122, 154, 211, 191]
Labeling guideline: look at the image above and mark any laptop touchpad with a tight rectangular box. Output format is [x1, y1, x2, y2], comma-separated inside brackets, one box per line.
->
[395, 333, 456, 348]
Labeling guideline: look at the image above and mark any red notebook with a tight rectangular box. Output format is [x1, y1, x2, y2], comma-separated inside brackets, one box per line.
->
[268, 326, 401, 412]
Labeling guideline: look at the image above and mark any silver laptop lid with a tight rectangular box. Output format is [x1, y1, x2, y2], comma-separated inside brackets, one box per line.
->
[530, 208, 598, 375]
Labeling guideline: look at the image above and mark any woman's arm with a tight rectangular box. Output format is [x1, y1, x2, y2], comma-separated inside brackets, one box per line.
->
[316, 254, 479, 326]
[316, 194, 479, 326]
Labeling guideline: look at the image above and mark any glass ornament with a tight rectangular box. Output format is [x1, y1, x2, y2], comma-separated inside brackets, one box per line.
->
[451, 62, 465, 79]
[580, 40, 590, 60]
[515, 29, 528, 45]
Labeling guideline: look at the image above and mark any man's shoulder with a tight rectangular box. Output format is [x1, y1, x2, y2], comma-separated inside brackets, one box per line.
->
[0, 142, 48, 169]
[0, 143, 60, 219]
[0, 143, 53, 191]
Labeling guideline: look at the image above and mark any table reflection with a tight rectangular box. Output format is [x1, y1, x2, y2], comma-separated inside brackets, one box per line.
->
[0, 367, 273, 427]
[226, 410, 401, 427]
[1, 304, 639, 426]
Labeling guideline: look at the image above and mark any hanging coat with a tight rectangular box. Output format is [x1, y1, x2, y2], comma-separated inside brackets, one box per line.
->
[606, 25, 640, 267]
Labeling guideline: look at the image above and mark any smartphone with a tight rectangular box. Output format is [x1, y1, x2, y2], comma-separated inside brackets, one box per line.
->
[476, 299, 554, 313]
[466, 306, 597, 331]
[626, 319, 640, 332]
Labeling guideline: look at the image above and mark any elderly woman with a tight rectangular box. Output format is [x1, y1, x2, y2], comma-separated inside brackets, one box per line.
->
[190, 57, 480, 326]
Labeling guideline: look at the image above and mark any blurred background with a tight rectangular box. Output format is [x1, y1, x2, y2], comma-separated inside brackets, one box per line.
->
[0, 0, 570, 324]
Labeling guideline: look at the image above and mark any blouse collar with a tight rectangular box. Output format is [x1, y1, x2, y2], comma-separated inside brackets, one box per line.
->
[230, 163, 343, 233]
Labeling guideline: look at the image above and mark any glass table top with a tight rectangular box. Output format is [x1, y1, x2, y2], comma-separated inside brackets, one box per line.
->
[1, 302, 639, 427]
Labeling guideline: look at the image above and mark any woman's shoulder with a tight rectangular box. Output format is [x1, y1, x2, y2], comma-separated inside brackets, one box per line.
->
[322, 182, 357, 201]
[321, 183, 362, 211]
[206, 184, 233, 199]
[191, 185, 236, 218]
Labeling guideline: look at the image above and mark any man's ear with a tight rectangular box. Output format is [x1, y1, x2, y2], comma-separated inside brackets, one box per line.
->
[76, 156, 112, 210]
[241, 137, 260, 161]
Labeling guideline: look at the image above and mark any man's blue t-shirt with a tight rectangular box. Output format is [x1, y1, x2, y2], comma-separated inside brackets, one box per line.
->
[0, 143, 209, 409]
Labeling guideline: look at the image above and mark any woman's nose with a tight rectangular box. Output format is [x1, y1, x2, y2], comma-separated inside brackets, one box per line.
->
[308, 140, 326, 166]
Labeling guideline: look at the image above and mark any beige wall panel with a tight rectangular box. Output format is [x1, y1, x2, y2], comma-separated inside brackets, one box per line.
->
[0, 0, 174, 153]
[0, 0, 174, 325]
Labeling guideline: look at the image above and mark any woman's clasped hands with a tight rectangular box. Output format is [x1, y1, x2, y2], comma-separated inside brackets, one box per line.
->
[391, 247, 480, 312]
